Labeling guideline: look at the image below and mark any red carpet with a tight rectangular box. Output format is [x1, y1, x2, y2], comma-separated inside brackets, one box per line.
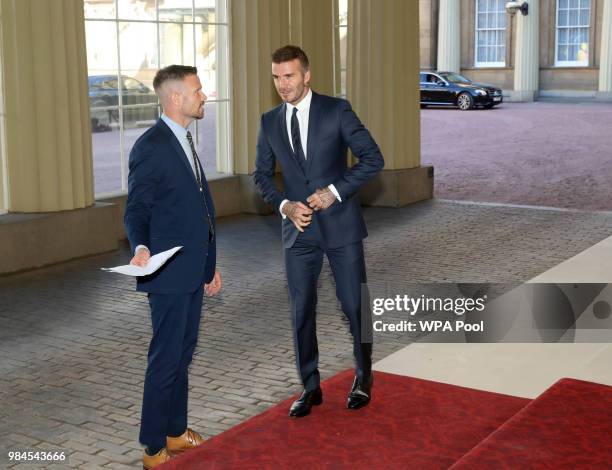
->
[161, 370, 529, 470]
[451, 378, 612, 469]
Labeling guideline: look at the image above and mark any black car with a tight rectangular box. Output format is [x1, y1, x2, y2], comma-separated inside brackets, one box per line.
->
[420, 71, 503, 110]
[89, 75, 159, 131]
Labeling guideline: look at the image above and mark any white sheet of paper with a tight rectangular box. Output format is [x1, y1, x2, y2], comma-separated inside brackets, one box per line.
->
[101, 246, 183, 277]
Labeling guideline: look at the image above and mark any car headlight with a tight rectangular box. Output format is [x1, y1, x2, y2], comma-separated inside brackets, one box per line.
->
[474, 89, 487, 96]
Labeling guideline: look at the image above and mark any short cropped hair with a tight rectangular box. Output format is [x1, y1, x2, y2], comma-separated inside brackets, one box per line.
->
[271, 45, 310, 71]
[153, 65, 198, 93]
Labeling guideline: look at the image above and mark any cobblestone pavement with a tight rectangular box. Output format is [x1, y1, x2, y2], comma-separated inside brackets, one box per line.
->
[2, 200, 612, 469]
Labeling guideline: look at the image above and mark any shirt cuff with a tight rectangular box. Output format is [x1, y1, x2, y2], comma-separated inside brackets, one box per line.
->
[135, 245, 149, 255]
[279, 199, 290, 219]
[328, 184, 342, 202]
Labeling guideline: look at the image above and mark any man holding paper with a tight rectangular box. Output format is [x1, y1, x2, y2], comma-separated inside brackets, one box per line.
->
[124, 65, 221, 469]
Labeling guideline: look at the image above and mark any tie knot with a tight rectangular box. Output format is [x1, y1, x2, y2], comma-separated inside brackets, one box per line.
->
[292, 107, 298, 117]
[186, 131, 193, 145]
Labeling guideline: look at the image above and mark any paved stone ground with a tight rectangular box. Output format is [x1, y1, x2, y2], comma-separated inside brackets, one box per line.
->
[2, 200, 612, 469]
[422, 101, 612, 211]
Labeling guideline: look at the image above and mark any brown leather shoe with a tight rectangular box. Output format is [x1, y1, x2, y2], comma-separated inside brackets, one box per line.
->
[142, 447, 172, 469]
[166, 428, 205, 454]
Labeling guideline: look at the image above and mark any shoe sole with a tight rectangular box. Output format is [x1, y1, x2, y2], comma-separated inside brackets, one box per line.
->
[144, 459, 172, 469]
[167, 445, 202, 456]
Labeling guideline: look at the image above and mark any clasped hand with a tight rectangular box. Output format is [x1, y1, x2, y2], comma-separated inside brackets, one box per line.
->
[283, 187, 336, 233]
[307, 187, 336, 212]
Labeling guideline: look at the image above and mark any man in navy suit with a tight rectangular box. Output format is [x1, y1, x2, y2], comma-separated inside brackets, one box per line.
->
[254, 46, 384, 417]
[124, 65, 221, 469]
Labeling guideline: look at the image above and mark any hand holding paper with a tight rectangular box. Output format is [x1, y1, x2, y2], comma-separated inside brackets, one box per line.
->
[131, 247, 150, 267]
[102, 246, 182, 277]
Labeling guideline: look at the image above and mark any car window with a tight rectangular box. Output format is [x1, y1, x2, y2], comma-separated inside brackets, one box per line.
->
[123, 78, 144, 91]
[89, 78, 101, 91]
[439, 73, 470, 84]
[89, 77, 116, 90]
[421, 73, 434, 84]
[419, 73, 427, 83]
[101, 78, 118, 90]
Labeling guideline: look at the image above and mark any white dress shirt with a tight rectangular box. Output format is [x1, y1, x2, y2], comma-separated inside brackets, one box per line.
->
[279, 89, 341, 218]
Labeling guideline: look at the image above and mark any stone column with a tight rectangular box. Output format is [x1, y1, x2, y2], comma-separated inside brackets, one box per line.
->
[0, 71, 6, 213]
[230, 0, 289, 212]
[232, 0, 338, 212]
[597, 0, 612, 101]
[437, 0, 460, 73]
[0, 0, 93, 212]
[513, 0, 539, 102]
[348, 0, 432, 207]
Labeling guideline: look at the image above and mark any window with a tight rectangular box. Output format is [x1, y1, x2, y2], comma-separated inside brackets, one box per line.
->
[420, 73, 445, 85]
[555, 0, 590, 66]
[335, 0, 348, 97]
[475, 0, 507, 67]
[85, 0, 231, 197]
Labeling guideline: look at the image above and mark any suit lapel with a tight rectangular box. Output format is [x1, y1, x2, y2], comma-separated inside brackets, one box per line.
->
[305, 91, 320, 175]
[158, 119, 199, 189]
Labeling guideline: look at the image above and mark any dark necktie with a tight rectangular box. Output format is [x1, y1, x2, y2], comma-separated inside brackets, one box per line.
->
[291, 107, 306, 165]
[186, 131, 214, 241]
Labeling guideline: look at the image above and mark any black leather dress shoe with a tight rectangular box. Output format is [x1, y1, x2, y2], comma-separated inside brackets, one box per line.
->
[347, 375, 373, 409]
[289, 387, 323, 417]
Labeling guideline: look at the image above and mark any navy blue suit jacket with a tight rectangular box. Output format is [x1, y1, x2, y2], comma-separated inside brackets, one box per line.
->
[124, 119, 216, 294]
[254, 91, 384, 249]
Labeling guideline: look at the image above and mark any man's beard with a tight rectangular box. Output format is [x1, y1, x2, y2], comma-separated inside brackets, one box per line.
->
[192, 107, 204, 119]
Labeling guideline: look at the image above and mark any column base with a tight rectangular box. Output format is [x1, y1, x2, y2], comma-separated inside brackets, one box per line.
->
[207, 176, 243, 215]
[505, 90, 538, 102]
[359, 166, 434, 207]
[596, 91, 612, 102]
[0, 203, 118, 275]
[237, 174, 279, 215]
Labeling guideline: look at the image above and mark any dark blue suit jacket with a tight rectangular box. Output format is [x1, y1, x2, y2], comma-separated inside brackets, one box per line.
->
[124, 119, 216, 294]
[254, 92, 384, 249]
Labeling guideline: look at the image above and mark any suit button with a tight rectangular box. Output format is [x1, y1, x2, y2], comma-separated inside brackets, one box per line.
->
[305, 180, 310, 185]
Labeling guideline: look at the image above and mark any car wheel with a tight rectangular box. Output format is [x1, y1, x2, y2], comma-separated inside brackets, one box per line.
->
[457, 92, 474, 111]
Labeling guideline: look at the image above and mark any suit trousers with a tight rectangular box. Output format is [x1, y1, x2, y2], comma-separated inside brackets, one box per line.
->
[284, 220, 372, 391]
[139, 286, 204, 450]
